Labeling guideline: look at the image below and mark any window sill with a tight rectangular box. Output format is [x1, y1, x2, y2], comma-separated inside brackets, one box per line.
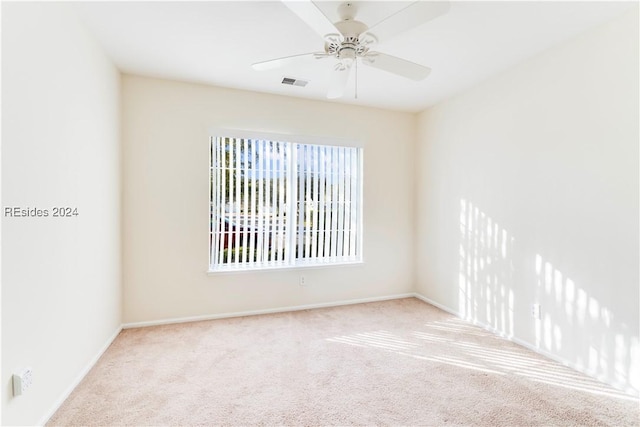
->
[207, 259, 364, 275]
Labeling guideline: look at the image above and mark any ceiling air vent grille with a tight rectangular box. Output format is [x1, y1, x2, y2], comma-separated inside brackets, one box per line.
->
[282, 77, 308, 87]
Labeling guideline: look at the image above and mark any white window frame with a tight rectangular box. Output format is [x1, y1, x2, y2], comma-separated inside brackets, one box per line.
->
[208, 130, 363, 273]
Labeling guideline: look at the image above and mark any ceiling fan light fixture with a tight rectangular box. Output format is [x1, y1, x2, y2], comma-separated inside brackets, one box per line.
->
[339, 47, 356, 61]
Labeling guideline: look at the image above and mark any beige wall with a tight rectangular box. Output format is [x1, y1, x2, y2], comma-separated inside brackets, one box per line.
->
[1, 3, 122, 425]
[415, 7, 639, 394]
[121, 75, 416, 324]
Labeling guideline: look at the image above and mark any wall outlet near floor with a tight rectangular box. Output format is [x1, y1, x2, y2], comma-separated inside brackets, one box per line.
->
[299, 275, 306, 286]
[531, 303, 541, 320]
[12, 367, 33, 396]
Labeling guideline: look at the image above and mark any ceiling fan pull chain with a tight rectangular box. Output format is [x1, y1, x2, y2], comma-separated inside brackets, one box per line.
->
[355, 59, 358, 99]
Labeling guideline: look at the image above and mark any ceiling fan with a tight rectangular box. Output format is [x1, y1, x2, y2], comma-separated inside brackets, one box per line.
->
[252, 1, 450, 99]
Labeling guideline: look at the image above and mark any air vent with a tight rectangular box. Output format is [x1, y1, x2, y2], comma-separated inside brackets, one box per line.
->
[282, 77, 308, 87]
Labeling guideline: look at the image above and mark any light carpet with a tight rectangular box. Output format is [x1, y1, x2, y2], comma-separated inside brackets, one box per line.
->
[48, 298, 639, 426]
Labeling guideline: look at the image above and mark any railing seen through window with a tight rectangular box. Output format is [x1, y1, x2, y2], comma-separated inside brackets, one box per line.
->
[209, 136, 363, 271]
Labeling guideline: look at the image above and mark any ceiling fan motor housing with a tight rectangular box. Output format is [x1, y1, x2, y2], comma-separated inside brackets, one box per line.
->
[334, 19, 368, 38]
[326, 19, 372, 62]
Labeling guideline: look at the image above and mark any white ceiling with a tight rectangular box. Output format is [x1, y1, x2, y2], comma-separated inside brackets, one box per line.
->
[76, 1, 635, 112]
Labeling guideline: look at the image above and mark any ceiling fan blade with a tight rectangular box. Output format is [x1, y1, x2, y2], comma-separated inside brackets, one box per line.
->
[282, 0, 339, 40]
[363, 1, 450, 43]
[361, 52, 431, 81]
[327, 63, 352, 99]
[252, 52, 327, 71]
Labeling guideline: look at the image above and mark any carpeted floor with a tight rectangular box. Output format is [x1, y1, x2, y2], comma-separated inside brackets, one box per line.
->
[48, 298, 639, 426]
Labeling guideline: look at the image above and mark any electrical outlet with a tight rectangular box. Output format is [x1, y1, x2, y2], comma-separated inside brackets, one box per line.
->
[299, 275, 306, 286]
[13, 367, 33, 396]
[531, 304, 541, 320]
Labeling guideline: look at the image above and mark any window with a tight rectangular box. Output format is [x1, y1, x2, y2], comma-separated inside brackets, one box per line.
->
[209, 135, 362, 271]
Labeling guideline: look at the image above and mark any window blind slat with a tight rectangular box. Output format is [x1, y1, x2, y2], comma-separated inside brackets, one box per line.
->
[265, 141, 273, 263]
[249, 139, 257, 264]
[343, 148, 352, 258]
[273, 142, 281, 262]
[287, 143, 298, 264]
[228, 138, 235, 265]
[213, 138, 220, 266]
[256, 139, 265, 265]
[348, 148, 355, 258]
[242, 138, 249, 264]
[336, 146, 345, 258]
[210, 138, 216, 265]
[349, 149, 362, 258]
[277, 142, 286, 263]
[323, 146, 333, 258]
[330, 146, 338, 258]
[219, 138, 227, 265]
[311, 144, 319, 259]
[272, 141, 278, 262]
[317, 145, 326, 259]
[297, 145, 304, 259]
[304, 145, 312, 259]
[234, 137, 242, 266]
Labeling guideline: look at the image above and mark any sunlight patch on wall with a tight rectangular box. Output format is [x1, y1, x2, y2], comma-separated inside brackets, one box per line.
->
[534, 253, 639, 394]
[458, 198, 515, 337]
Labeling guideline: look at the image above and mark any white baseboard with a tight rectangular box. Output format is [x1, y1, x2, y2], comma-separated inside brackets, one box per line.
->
[38, 326, 123, 426]
[413, 292, 639, 397]
[413, 293, 461, 316]
[122, 293, 416, 329]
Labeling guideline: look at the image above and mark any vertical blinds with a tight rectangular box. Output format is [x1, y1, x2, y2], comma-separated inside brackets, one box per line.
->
[210, 136, 362, 271]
